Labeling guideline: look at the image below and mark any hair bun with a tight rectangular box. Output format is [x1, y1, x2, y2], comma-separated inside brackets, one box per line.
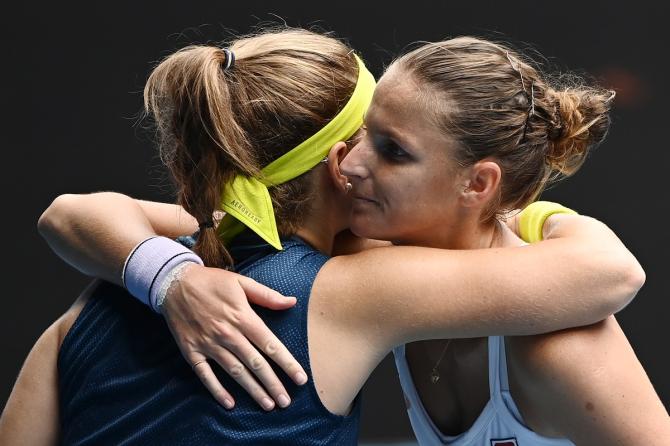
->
[545, 87, 615, 175]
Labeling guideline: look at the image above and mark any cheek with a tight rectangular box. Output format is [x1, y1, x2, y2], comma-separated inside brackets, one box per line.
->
[388, 168, 459, 220]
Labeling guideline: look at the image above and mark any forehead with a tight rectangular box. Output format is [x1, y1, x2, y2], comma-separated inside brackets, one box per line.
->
[371, 67, 426, 120]
[367, 67, 458, 156]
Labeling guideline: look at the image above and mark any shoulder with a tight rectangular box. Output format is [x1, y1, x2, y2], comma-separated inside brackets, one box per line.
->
[241, 239, 330, 297]
[54, 279, 101, 349]
[505, 317, 670, 442]
[506, 318, 615, 406]
[504, 320, 612, 438]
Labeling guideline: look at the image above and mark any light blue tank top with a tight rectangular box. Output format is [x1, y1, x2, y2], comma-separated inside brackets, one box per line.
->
[393, 336, 574, 446]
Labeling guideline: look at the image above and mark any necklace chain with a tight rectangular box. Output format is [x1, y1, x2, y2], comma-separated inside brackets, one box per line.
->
[429, 224, 501, 384]
[429, 339, 452, 384]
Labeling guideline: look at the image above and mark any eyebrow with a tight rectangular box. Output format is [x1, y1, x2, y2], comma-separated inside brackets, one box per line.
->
[370, 120, 411, 150]
[364, 104, 416, 151]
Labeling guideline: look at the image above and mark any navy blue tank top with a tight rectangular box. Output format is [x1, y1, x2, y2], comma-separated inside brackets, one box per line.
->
[58, 234, 361, 445]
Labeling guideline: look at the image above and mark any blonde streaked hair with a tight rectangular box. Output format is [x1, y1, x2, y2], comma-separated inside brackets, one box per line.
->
[144, 28, 359, 267]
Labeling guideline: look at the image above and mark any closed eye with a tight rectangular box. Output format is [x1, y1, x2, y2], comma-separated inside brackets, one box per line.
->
[376, 139, 410, 162]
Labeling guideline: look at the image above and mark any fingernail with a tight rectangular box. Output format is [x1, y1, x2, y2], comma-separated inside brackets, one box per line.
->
[223, 398, 234, 409]
[277, 394, 290, 408]
[262, 397, 275, 411]
[295, 372, 308, 385]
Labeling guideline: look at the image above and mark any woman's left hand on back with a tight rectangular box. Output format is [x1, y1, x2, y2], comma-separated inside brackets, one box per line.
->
[161, 264, 308, 411]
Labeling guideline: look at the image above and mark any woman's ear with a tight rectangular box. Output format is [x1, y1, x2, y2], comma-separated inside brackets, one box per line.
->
[461, 160, 501, 207]
[326, 142, 352, 192]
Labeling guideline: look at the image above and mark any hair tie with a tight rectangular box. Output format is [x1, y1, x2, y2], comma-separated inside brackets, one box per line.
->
[222, 48, 235, 70]
[199, 220, 214, 230]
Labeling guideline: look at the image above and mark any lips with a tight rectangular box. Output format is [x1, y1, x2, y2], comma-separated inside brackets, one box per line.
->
[353, 194, 378, 205]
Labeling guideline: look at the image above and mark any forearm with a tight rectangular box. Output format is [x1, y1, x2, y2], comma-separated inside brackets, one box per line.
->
[467, 214, 645, 334]
[37, 193, 165, 285]
[541, 213, 645, 314]
[340, 213, 645, 344]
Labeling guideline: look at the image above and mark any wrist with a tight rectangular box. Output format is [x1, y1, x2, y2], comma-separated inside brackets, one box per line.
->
[122, 236, 204, 312]
[155, 261, 198, 314]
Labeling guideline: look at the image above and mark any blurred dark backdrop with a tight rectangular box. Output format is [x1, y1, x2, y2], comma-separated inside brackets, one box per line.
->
[3, 1, 668, 442]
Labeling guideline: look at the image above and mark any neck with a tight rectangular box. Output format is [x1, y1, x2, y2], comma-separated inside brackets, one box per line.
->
[295, 221, 339, 256]
[396, 213, 500, 251]
[294, 185, 348, 256]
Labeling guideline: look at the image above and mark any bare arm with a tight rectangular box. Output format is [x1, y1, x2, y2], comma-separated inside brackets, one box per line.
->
[0, 289, 90, 446]
[37, 192, 197, 285]
[38, 193, 644, 411]
[0, 323, 61, 446]
[317, 214, 644, 349]
[507, 316, 670, 445]
[37, 192, 306, 410]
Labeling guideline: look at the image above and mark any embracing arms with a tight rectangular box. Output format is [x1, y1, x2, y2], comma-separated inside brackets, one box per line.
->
[318, 213, 645, 349]
[37, 193, 198, 284]
[38, 192, 306, 410]
[38, 192, 645, 410]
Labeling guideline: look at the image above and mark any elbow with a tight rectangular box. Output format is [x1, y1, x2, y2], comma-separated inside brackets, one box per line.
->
[605, 253, 646, 314]
[37, 194, 83, 241]
[618, 257, 646, 309]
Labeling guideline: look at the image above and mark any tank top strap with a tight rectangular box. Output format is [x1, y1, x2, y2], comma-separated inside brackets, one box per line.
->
[497, 336, 511, 391]
[488, 335, 512, 399]
[488, 335, 500, 398]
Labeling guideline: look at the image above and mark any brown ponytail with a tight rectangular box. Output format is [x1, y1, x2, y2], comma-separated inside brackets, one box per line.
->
[143, 29, 359, 267]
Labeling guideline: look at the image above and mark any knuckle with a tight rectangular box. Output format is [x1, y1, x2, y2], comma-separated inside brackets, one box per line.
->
[249, 356, 264, 371]
[228, 363, 244, 378]
[264, 340, 279, 356]
[269, 383, 285, 395]
[261, 288, 273, 301]
[195, 368, 209, 382]
[214, 388, 229, 400]
[194, 367, 204, 379]
[216, 324, 236, 341]
[288, 363, 303, 376]
[228, 309, 246, 326]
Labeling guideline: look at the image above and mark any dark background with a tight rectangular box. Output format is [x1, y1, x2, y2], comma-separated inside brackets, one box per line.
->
[3, 1, 668, 442]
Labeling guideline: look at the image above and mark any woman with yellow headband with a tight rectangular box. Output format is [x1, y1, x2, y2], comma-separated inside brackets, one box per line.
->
[3, 28, 667, 445]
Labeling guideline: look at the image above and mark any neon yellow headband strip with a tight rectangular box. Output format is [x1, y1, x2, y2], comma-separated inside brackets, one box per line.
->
[216, 54, 376, 250]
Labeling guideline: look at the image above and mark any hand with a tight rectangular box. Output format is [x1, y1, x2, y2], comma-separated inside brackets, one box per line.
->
[161, 264, 308, 411]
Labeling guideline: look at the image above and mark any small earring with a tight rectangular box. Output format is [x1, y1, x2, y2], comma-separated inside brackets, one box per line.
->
[345, 182, 353, 193]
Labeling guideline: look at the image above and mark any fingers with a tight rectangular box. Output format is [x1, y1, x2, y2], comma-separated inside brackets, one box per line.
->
[191, 358, 235, 410]
[239, 277, 297, 310]
[208, 346, 278, 411]
[243, 314, 308, 387]
[220, 335, 297, 409]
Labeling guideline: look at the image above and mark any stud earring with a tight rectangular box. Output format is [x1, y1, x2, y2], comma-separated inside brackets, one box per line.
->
[345, 182, 353, 193]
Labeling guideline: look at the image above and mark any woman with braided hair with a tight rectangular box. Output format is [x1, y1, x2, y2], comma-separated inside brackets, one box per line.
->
[2, 29, 667, 445]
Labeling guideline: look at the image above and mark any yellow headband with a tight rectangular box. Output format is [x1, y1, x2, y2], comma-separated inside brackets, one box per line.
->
[216, 54, 376, 250]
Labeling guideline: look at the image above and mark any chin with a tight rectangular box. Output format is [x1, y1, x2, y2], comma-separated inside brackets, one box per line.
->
[348, 214, 392, 241]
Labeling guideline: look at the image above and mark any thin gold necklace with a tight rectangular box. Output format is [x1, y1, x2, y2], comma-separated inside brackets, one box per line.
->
[430, 339, 452, 384]
[430, 223, 499, 384]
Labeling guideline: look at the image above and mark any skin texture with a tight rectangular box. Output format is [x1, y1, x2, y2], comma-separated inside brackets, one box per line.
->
[0, 282, 93, 446]
[338, 68, 669, 443]
[2, 60, 663, 446]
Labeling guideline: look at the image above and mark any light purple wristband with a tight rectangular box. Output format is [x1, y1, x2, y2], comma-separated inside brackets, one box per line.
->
[122, 236, 204, 312]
